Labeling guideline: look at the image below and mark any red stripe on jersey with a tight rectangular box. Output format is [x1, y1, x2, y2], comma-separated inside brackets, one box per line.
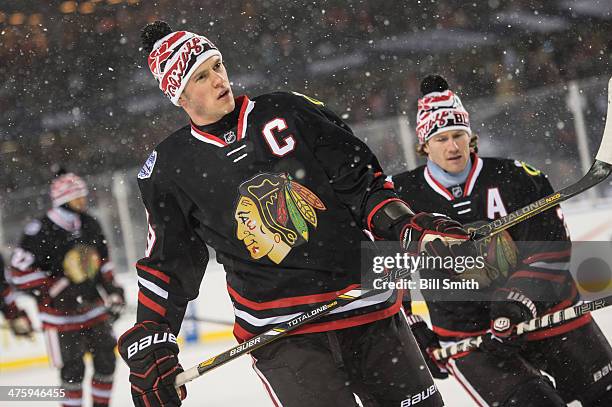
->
[227, 283, 360, 311]
[523, 249, 572, 265]
[293, 292, 402, 335]
[10, 268, 41, 276]
[190, 122, 227, 146]
[546, 285, 578, 314]
[366, 198, 404, 237]
[136, 264, 171, 284]
[425, 167, 454, 200]
[138, 291, 166, 317]
[93, 395, 110, 404]
[236, 95, 250, 141]
[526, 313, 592, 341]
[432, 325, 488, 339]
[233, 293, 402, 342]
[463, 154, 482, 196]
[510, 270, 566, 283]
[16, 277, 50, 289]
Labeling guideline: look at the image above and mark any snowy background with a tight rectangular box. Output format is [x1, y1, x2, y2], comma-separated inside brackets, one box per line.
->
[2, 202, 612, 406]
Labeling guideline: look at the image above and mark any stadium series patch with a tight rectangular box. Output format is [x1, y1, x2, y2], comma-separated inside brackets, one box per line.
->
[138, 151, 158, 179]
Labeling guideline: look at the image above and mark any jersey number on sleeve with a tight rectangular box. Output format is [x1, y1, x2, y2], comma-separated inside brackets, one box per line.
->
[145, 209, 156, 257]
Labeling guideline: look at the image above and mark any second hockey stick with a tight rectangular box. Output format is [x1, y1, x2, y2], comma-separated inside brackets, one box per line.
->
[175, 77, 612, 388]
[432, 295, 612, 361]
[469, 77, 612, 241]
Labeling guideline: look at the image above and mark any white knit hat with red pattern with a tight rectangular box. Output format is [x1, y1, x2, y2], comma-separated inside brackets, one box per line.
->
[416, 75, 471, 145]
[50, 173, 88, 207]
[142, 21, 222, 106]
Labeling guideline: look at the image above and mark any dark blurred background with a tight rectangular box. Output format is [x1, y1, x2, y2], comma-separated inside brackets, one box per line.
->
[0, 0, 610, 190]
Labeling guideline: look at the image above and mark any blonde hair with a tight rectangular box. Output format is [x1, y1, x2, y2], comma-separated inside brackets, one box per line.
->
[416, 134, 479, 157]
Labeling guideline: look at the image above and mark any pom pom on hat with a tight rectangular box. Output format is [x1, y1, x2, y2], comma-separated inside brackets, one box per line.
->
[142, 21, 173, 53]
[142, 21, 222, 106]
[416, 75, 471, 144]
[420, 75, 450, 95]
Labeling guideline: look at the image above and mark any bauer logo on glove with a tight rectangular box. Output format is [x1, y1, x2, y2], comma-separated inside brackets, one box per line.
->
[127, 331, 178, 359]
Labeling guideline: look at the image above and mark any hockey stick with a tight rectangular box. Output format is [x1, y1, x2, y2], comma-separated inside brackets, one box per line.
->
[175, 77, 612, 388]
[469, 77, 612, 241]
[432, 295, 612, 361]
[175, 287, 372, 386]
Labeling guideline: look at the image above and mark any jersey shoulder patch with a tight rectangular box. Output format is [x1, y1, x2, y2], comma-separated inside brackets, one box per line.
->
[291, 91, 325, 106]
[513, 159, 541, 176]
[24, 219, 42, 236]
[138, 150, 158, 180]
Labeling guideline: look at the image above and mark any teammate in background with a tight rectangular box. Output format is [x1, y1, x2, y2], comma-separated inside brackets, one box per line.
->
[393, 75, 612, 406]
[0, 253, 33, 337]
[9, 170, 125, 407]
[116, 21, 477, 407]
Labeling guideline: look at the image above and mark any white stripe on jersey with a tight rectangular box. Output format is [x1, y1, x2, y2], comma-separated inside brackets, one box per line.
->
[39, 306, 106, 325]
[138, 276, 169, 299]
[234, 289, 394, 327]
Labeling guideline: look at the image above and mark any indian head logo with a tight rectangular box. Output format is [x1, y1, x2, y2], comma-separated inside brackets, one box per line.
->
[234, 173, 326, 264]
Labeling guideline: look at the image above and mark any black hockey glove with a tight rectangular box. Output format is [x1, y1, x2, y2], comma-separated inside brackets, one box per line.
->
[480, 289, 536, 358]
[401, 213, 476, 268]
[118, 321, 186, 407]
[407, 314, 449, 379]
[4, 307, 33, 337]
[102, 284, 125, 322]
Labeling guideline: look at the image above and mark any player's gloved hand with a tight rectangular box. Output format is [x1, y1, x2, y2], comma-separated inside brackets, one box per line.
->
[406, 313, 449, 379]
[5, 308, 33, 337]
[401, 213, 476, 263]
[480, 289, 536, 358]
[118, 321, 186, 407]
[103, 284, 125, 322]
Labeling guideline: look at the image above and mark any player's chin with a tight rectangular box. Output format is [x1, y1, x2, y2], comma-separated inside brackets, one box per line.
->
[445, 160, 466, 172]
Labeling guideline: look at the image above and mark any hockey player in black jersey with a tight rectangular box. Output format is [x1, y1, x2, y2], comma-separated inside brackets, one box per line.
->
[10, 171, 125, 407]
[0, 253, 33, 337]
[393, 75, 612, 406]
[116, 21, 481, 407]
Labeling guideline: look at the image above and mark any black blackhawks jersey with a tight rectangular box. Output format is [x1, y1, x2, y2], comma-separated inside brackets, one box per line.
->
[393, 155, 587, 341]
[10, 208, 116, 331]
[136, 92, 404, 341]
[0, 254, 18, 319]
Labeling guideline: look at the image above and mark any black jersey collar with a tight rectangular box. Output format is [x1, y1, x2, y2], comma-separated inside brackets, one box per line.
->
[190, 95, 255, 147]
[423, 153, 483, 201]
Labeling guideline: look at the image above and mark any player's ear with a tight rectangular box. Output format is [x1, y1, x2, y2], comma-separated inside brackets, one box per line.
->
[178, 94, 188, 109]
[423, 142, 430, 155]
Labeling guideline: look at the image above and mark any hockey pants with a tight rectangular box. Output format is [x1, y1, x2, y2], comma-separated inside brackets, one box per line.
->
[251, 313, 444, 407]
[44, 320, 116, 407]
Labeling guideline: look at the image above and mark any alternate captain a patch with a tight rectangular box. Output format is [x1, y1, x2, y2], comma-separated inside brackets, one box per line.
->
[234, 173, 326, 264]
[138, 151, 158, 179]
